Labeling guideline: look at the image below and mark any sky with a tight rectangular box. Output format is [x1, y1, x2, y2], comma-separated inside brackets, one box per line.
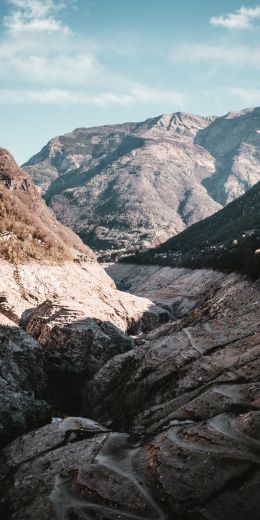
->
[0, 1, 260, 164]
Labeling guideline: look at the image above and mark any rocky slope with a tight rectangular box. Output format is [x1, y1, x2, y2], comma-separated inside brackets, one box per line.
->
[0, 260, 166, 330]
[0, 260, 168, 416]
[128, 179, 260, 279]
[1, 268, 259, 519]
[23, 107, 260, 259]
[0, 149, 168, 440]
[0, 148, 93, 263]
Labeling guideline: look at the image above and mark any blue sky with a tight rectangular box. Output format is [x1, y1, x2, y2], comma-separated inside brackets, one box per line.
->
[0, 0, 260, 163]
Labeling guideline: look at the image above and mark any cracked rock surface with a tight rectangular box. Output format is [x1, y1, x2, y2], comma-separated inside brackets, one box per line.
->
[0, 314, 50, 447]
[1, 268, 260, 519]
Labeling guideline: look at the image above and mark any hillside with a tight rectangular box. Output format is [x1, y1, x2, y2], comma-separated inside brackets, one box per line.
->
[0, 148, 93, 263]
[23, 107, 260, 260]
[127, 180, 260, 279]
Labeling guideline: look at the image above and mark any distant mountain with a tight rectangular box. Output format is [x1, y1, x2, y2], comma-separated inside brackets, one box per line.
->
[0, 148, 93, 263]
[23, 107, 260, 260]
[127, 180, 260, 279]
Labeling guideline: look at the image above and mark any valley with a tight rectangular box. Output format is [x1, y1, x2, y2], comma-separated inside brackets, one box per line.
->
[0, 127, 260, 520]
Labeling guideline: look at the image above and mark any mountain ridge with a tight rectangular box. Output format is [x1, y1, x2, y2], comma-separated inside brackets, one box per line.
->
[23, 107, 260, 260]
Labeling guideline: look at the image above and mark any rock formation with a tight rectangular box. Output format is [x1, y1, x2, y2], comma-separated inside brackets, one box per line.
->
[106, 263, 227, 319]
[23, 108, 260, 259]
[0, 314, 50, 447]
[0, 147, 167, 324]
[1, 268, 259, 519]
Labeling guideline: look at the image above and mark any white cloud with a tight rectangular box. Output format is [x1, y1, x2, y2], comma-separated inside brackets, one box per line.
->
[89, 92, 133, 107]
[0, 0, 186, 110]
[131, 86, 187, 105]
[172, 43, 260, 69]
[0, 4, 102, 87]
[210, 6, 260, 30]
[0, 1, 117, 88]
[4, 0, 70, 34]
[0, 87, 187, 107]
[0, 89, 78, 104]
[0, 43, 100, 85]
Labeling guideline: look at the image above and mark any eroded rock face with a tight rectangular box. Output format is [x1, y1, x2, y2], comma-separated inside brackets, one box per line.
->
[0, 261, 168, 332]
[15, 264, 169, 412]
[84, 272, 260, 432]
[21, 296, 168, 413]
[23, 108, 260, 260]
[80, 271, 260, 518]
[106, 263, 228, 319]
[1, 394, 260, 518]
[0, 315, 50, 447]
[0, 421, 173, 520]
[1, 268, 260, 519]
[23, 300, 134, 375]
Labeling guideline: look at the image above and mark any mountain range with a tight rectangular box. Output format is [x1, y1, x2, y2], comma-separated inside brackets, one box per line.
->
[23, 107, 260, 260]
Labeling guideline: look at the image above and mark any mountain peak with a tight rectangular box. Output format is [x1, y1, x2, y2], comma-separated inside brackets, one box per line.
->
[224, 107, 257, 120]
[0, 147, 35, 195]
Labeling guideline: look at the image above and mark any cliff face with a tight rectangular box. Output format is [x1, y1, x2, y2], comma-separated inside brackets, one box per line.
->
[0, 315, 50, 447]
[23, 108, 260, 259]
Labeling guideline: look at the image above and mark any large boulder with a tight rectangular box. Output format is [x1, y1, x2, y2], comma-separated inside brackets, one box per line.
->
[1, 410, 260, 519]
[22, 300, 134, 375]
[21, 297, 168, 414]
[0, 315, 50, 447]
